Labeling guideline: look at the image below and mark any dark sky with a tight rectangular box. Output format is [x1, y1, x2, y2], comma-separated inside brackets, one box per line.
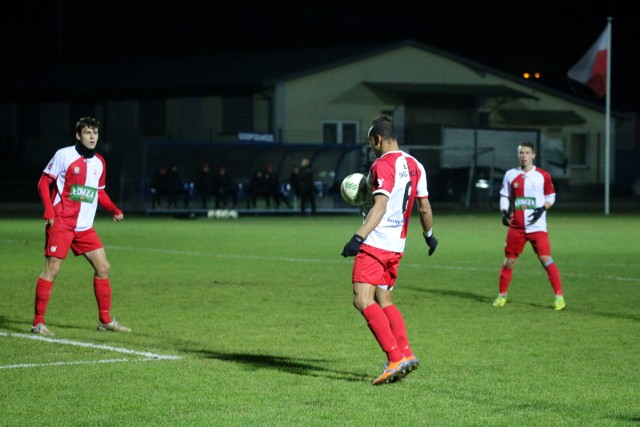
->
[2, 1, 638, 110]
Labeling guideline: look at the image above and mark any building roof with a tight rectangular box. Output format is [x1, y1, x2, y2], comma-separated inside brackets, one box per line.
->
[1, 44, 371, 101]
[498, 110, 587, 126]
[0, 39, 614, 116]
[364, 82, 538, 101]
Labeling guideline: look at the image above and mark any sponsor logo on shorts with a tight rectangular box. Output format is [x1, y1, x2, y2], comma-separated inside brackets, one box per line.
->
[50, 246, 57, 253]
[69, 185, 97, 203]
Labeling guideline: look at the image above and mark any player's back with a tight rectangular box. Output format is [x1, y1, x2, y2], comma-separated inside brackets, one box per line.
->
[366, 151, 427, 252]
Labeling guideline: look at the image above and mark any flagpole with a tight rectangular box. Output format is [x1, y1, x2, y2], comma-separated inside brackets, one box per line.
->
[604, 17, 612, 215]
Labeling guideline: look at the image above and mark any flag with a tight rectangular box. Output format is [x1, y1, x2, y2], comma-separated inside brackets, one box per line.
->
[567, 25, 610, 97]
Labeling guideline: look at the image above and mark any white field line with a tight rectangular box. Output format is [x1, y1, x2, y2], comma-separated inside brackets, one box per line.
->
[1, 238, 637, 283]
[0, 332, 181, 370]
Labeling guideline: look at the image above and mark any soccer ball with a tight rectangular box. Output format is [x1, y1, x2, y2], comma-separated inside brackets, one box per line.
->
[340, 173, 367, 206]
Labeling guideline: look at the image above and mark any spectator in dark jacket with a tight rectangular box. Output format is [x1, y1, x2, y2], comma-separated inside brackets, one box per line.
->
[214, 165, 236, 209]
[247, 169, 269, 208]
[297, 158, 316, 216]
[150, 166, 170, 209]
[195, 162, 215, 209]
[265, 164, 292, 209]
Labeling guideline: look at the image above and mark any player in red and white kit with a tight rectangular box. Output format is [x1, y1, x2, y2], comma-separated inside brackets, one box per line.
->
[493, 141, 566, 311]
[31, 117, 131, 336]
[341, 114, 438, 385]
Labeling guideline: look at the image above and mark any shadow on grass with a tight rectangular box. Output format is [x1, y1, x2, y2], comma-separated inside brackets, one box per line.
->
[405, 287, 492, 304]
[0, 316, 29, 333]
[189, 349, 370, 382]
[405, 287, 640, 321]
[615, 414, 640, 423]
[0, 316, 127, 334]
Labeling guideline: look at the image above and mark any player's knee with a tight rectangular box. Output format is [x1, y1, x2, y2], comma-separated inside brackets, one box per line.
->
[41, 269, 58, 282]
[503, 257, 517, 269]
[352, 295, 372, 312]
[95, 261, 110, 277]
[44, 259, 62, 278]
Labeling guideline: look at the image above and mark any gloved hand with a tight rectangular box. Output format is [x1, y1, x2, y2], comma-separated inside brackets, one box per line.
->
[341, 234, 364, 257]
[423, 231, 438, 256]
[528, 206, 546, 224]
[501, 210, 510, 227]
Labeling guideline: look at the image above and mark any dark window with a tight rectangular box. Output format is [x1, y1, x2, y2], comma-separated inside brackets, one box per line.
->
[342, 123, 357, 144]
[323, 123, 338, 144]
[322, 121, 359, 144]
[570, 133, 588, 167]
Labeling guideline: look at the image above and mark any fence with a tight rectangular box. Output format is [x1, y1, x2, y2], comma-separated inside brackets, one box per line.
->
[118, 140, 367, 212]
[117, 140, 501, 214]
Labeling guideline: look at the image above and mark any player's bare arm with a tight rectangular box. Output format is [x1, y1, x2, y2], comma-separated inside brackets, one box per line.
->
[355, 194, 388, 239]
[418, 197, 438, 256]
[417, 197, 433, 233]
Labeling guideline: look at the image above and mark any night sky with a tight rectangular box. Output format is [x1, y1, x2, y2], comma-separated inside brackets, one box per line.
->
[2, 1, 638, 110]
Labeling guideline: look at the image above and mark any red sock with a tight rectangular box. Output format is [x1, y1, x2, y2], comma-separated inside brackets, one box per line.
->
[499, 266, 512, 295]
[93, 277, 112, 324]
[383, 304, 412, 357]
[544, 261, 563, 295]
[34, 278, 53, 325]
[362, 304, 403, 362]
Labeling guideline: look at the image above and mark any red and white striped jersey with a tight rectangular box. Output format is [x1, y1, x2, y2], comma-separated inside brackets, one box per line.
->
[500, 165, 555, 233]
[364, 150, 429, 253]
[44, 146, 107, 232]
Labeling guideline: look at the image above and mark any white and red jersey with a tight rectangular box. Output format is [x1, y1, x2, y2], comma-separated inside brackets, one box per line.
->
[364, 150, 429, 253]
[43, 145, 107, 232]
[500, 165, 555, 233]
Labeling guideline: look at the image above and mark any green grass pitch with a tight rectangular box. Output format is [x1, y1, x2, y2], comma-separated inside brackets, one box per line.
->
[1, 210, 639, 426]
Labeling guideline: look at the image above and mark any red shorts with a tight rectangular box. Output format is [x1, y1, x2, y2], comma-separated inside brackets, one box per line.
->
[504, 228, 551, 258]
[352, 244, 403, 289]
[44, 223, 103, 259]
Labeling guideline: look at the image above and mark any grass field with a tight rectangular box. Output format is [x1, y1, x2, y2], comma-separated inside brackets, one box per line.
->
[1, 210, 639, 426]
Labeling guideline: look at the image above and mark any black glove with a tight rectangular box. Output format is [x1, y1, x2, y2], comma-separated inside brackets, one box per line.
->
[501, 210, 510, 227]
[528, 206, 546, 224]
[341, 234, 364, 257]
[423, 231, 438, 256]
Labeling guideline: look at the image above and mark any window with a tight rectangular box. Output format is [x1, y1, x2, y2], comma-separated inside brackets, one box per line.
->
[222, 97, 253, 135]
[139, 99, 166, 136]
[569, 133, 588, 168]
[323, 123, 337, 144]
[322, 120, 359, 144]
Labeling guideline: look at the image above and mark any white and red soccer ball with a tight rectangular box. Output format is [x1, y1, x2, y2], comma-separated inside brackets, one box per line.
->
[340, 173, 368, 206]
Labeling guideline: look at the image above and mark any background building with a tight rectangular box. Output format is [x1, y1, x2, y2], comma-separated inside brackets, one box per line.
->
[0, 40, 636, 211]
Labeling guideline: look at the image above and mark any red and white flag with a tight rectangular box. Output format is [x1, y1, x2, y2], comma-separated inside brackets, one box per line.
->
[567, 25, 610, 98]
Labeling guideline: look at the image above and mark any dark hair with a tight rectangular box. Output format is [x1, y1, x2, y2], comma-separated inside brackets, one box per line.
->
[368, 113, 396, 140]
[76, 117, 100, 134]
[519, 141, 535, 152]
